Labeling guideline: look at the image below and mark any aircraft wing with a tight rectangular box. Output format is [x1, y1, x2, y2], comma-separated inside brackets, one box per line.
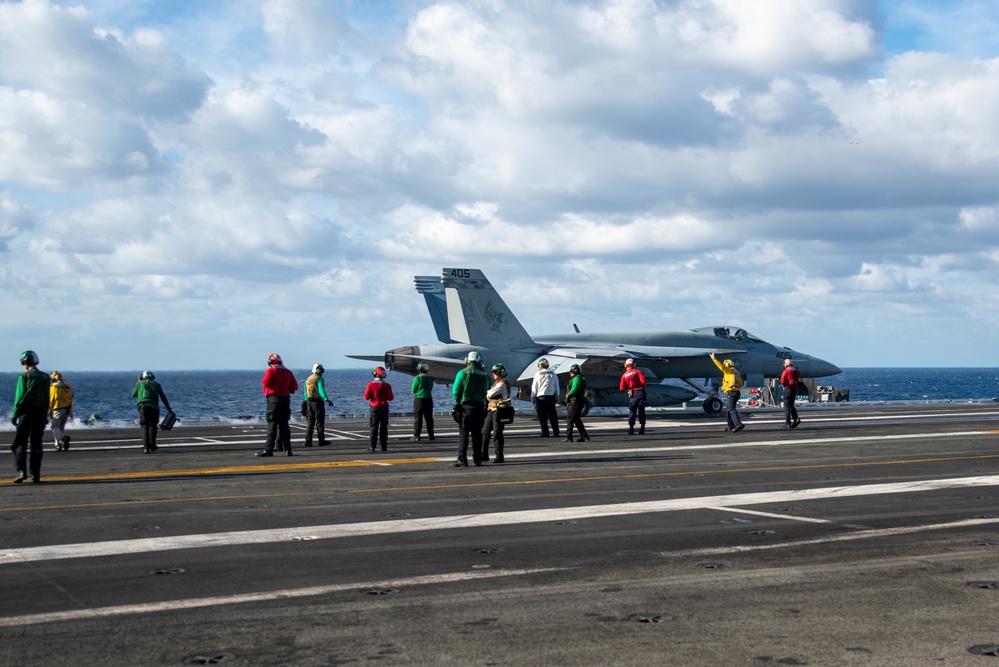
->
[514, 345, 746, 382]
[345, 355, 385, 363]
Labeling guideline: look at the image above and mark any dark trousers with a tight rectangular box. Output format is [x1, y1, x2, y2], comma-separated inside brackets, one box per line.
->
[458, 403, 485, 464]
[628, 389, 647, 428]
[304, 399, 325, 446]
[481, 409, 505, 459]
[784, 389, 799, 425]
[265, 395, 292, 454]
[534, 395, 559, 437]
[565, 399, 588, 441]
[369, 405, 389, 451]
[725, 391, 743, 429]
[413, 398, 435, 438]
[11, 407, 46, 478]
[138, 405, 160, 451]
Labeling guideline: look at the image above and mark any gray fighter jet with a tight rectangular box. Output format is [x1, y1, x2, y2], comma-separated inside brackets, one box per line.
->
[349, 268, 841, 412]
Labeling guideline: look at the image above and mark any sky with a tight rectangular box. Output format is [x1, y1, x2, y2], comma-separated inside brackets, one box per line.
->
[2, 0, 998, 372]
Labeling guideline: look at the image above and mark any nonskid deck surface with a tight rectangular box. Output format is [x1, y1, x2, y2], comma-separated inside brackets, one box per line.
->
[3, 403, 999, 666]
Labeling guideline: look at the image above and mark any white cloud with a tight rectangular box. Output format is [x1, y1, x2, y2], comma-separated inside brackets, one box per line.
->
[0, 0, 998, 369]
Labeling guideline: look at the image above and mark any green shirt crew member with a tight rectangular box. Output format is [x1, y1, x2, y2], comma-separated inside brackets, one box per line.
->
[304, 363, 332, 447]
[411, 362, 436, 441]
[452, 351, 488, 467]
[132, 371, 171, 453]
[563, 364, 590, 443]
[11, 350, 49, 483]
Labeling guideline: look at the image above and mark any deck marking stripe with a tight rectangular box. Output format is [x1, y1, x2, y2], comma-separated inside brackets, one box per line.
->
[704, 506, 832, 524]
[0, 566, 567, 628]
[4, 475, 999, 566]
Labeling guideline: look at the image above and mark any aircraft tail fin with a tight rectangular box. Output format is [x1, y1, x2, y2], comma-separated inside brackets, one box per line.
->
[414, 275, 455, 343]
[441, 268, 535, 347]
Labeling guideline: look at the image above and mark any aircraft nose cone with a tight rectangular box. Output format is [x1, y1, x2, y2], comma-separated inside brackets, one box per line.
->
[808, 355, 841, 378]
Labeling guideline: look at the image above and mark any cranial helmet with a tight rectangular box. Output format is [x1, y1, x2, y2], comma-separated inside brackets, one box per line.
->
[141, 370, 155, 380]
[312, 363, 324, 375]
[537, 358, 549, 369]
[373, 366, 387, 378]
[465, 350, 482, 365]
[624, 358, 635, 368]
[20, 350, 38, 366]
[417, 362, 429, 373]
[491, 363, 507, 378]
[268, 353, 283, 366]
[783, 359, 793, 367]
[723, 359, 734, 369]
[50, 371, 64, 382]
[569, 364, 581, 374]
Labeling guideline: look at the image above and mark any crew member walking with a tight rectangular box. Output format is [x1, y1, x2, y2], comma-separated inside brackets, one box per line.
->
[410, 362, 435, 441]
[482, 363, 511, 463]
[256, 353, 298, 457]
[10, 350, 48, 483]
[132, 371, 172, 454]
[364, 367, 394, 452]
[710, 353, 744, 432]
[531, 358, 560, 438]
[304, 363, 333, 447]
[563, 364, 589, 442]
[453, 351, 488, 467]
[780, 358, 801, 428]
[49, 371, 74, 451]
[619, 358, 647, 435]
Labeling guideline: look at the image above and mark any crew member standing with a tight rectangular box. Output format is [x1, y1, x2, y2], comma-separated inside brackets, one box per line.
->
[452, 351, 488, 467]
[780, 358, 801, 429]
[619, 358, 647, 435]
[364, 366, 394, 452]
[531, 358, 560, 438]
[256, 353, 298, 457]
[482, 363, 511, 463]
[304, 363, 333, 447]
[410, 362, 435, 442]
[10, 350, 48, 483]
[563, 364, 590, 443]
[132, 371, 172, 454]
[710, 352, 744, 432]
[49, 371, 74, 451]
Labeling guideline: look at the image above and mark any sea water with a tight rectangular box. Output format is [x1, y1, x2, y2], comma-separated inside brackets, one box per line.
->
[0, 367, 995, 430]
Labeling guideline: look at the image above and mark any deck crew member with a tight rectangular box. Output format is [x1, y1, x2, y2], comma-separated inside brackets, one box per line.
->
[304, 363, 333, 447]
[11, 350, 49, 483]
[256, 353, 298, 457]
[710, 352, 744, 432]
[132, 370, 172, 454]
[619, 358, 647, 435]
[563, 364, 589, 443]
[531, 358, 560, 438]
[49, 371, 74, 451]
[410, 362, 435, 442]
[453, 351, 488, 467]
[780, 359, 801, 429]
[364, 366, 394, 452]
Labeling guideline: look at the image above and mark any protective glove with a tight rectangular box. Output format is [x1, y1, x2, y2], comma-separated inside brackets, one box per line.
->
[11, 415, 19, 426]
[325, 400, 333, 407]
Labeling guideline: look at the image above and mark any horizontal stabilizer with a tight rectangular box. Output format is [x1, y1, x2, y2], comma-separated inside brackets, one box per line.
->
[515, 355, 581, 382]
[345, 354, 386, 363]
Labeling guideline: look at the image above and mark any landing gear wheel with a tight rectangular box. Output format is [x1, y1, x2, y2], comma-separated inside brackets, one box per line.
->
[703, 397, 723, 414]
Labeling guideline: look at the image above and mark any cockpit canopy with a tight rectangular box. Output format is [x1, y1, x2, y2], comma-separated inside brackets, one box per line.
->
[692, 326, 767, 344]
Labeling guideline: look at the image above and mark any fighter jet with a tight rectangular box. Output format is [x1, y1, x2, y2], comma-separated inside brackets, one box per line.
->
[349, 268, 841, 412]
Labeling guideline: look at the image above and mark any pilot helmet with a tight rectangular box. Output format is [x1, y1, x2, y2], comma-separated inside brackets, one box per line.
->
[312, 363, 324, 375]
[491, 363, 507, 378]
[465, 350, 482, 365]
[537, 358, 549, 369]
[373, 366, 387, 379]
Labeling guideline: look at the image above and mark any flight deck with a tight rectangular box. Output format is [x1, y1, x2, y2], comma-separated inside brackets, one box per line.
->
[3, 402, 999, 666]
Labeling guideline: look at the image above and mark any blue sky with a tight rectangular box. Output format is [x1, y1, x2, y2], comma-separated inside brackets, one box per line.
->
[2, 0, 999, 371]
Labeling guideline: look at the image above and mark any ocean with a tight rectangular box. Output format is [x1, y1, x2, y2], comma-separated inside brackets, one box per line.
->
[0, 367, 996, 430]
